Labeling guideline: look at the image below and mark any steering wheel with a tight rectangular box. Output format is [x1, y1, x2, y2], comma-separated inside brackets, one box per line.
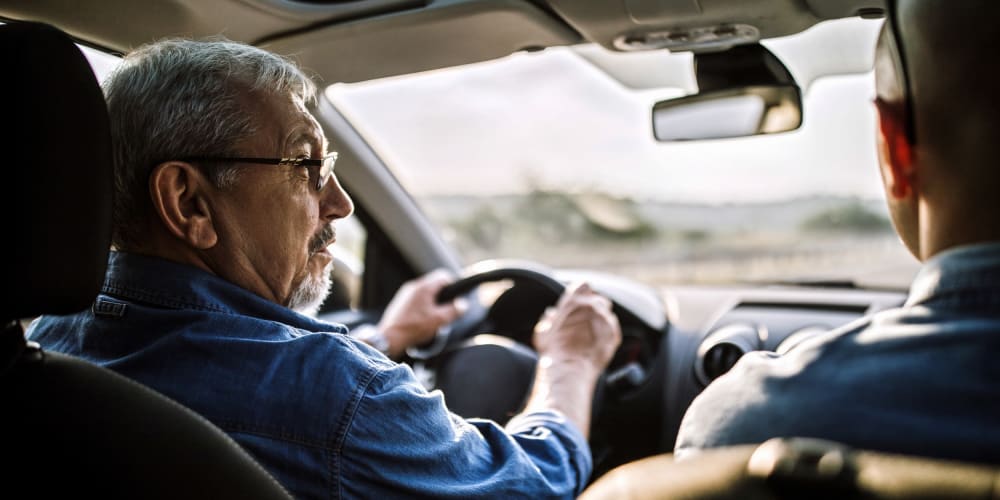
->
[410, 260, 650, 411]
[436, 264, 565, 305]
[408, 261, 659, 473]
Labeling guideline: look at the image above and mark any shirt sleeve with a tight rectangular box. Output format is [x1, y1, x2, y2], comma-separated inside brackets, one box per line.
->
[338, 359, 592, 499]
[673, 350, 789, 458]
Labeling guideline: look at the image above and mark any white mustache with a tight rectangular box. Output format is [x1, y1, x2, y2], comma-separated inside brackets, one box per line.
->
[309, 225, 335, 253]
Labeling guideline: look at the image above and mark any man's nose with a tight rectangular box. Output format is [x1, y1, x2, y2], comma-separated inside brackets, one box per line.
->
[321, 174, 355, 220]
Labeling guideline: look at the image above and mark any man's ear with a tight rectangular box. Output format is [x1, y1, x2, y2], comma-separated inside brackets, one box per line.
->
[149, 161, 219, 249]
[875, 100, 917, 199]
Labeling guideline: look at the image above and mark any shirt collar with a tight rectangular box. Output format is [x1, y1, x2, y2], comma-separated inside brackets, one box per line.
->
[102, 251, 347, 334]
[905, 241, 1000, 307]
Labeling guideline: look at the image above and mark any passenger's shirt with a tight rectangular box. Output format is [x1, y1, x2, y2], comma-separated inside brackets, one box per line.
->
[28, 251, 592, 499]
[675, 242, 1000, 464]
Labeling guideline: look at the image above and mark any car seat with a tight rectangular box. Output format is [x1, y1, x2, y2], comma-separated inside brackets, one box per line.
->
[0, 20, 293, 499]
[581, 437, 1000, 499]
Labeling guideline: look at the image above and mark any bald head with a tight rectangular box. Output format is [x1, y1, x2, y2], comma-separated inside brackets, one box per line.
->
[874, 0, 1000, 259]
[885, 0, 1000, 172]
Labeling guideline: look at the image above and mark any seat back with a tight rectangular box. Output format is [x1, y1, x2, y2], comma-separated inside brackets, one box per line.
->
[0, 21, 292, 499]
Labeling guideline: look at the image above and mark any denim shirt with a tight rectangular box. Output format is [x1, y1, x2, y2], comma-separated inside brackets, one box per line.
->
[675, 242, 1000, 464]
[27, 252, 592, 499]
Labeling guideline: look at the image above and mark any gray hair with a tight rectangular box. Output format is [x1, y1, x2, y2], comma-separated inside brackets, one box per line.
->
[103, 37, 317, 250]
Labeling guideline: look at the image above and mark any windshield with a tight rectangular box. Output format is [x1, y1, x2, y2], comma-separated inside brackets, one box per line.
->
[328, 16, 919, 291]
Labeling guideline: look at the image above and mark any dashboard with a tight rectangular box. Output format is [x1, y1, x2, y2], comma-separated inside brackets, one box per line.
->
[658, 284, 906, 446]
[553, 271, 907, 476]
[320, 268, 908, 479]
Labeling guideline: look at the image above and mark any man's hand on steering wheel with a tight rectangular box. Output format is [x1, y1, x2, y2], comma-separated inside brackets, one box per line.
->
[377, 269, 467, 359]
[524, 282, 622, 438]
[533, 282, 622, 371]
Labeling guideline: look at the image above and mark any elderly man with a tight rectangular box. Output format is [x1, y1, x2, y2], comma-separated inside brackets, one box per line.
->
[675, 0, 1000, 464]
[27, 38, 621, 498]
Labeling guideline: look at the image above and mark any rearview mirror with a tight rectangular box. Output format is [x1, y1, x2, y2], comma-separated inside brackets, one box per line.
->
[653, 84, 801, 141]
[652, 44, 802, 142]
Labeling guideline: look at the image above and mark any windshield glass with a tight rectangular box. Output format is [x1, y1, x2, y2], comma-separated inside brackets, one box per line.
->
[327, 16, 919, 290]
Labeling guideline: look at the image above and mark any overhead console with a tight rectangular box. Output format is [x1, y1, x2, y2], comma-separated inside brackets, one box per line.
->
[545, 0, 887, 53]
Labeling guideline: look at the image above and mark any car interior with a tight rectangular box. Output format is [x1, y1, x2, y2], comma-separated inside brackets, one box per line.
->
[1, 0, 998, 498]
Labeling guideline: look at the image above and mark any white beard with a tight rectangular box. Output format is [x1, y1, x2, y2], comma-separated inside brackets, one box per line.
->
[288, 263, 332, 316]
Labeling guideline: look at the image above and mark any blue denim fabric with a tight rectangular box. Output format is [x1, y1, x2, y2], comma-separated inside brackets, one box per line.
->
[675, 242, 1000, 464]
[27, 252, 592, 499]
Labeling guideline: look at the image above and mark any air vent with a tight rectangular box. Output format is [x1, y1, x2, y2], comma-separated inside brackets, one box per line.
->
[736, 301, 870, 314]
[695, 323, 765, 386]
[287, 0, 367, 3]
[702, 342, 746, 381]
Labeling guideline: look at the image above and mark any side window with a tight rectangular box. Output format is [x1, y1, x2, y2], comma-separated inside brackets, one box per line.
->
[315, 199, 418, 322]
[322, 214, 366, 311]
[78, 44, 122, 83]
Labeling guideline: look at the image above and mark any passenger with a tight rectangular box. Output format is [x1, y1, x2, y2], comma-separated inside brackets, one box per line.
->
[675, 0, 1000, 464]
[27, 38, 621, 498]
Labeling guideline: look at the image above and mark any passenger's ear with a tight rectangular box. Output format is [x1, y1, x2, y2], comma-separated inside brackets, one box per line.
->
[875, 99, 917, 200]
[149, 161, 219, 249]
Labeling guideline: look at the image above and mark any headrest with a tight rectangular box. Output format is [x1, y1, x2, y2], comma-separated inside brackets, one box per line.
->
[1, 21, 113, 321]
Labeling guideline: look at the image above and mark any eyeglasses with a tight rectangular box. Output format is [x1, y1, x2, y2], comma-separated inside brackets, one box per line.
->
[884, 0, 915, 142]
[182, 153, 338, 191]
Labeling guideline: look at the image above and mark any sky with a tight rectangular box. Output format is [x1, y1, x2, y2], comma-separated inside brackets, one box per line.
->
[328, 17, 886, 205]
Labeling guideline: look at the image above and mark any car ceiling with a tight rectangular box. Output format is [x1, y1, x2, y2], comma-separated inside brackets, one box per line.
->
[0, 0, 886, 84]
